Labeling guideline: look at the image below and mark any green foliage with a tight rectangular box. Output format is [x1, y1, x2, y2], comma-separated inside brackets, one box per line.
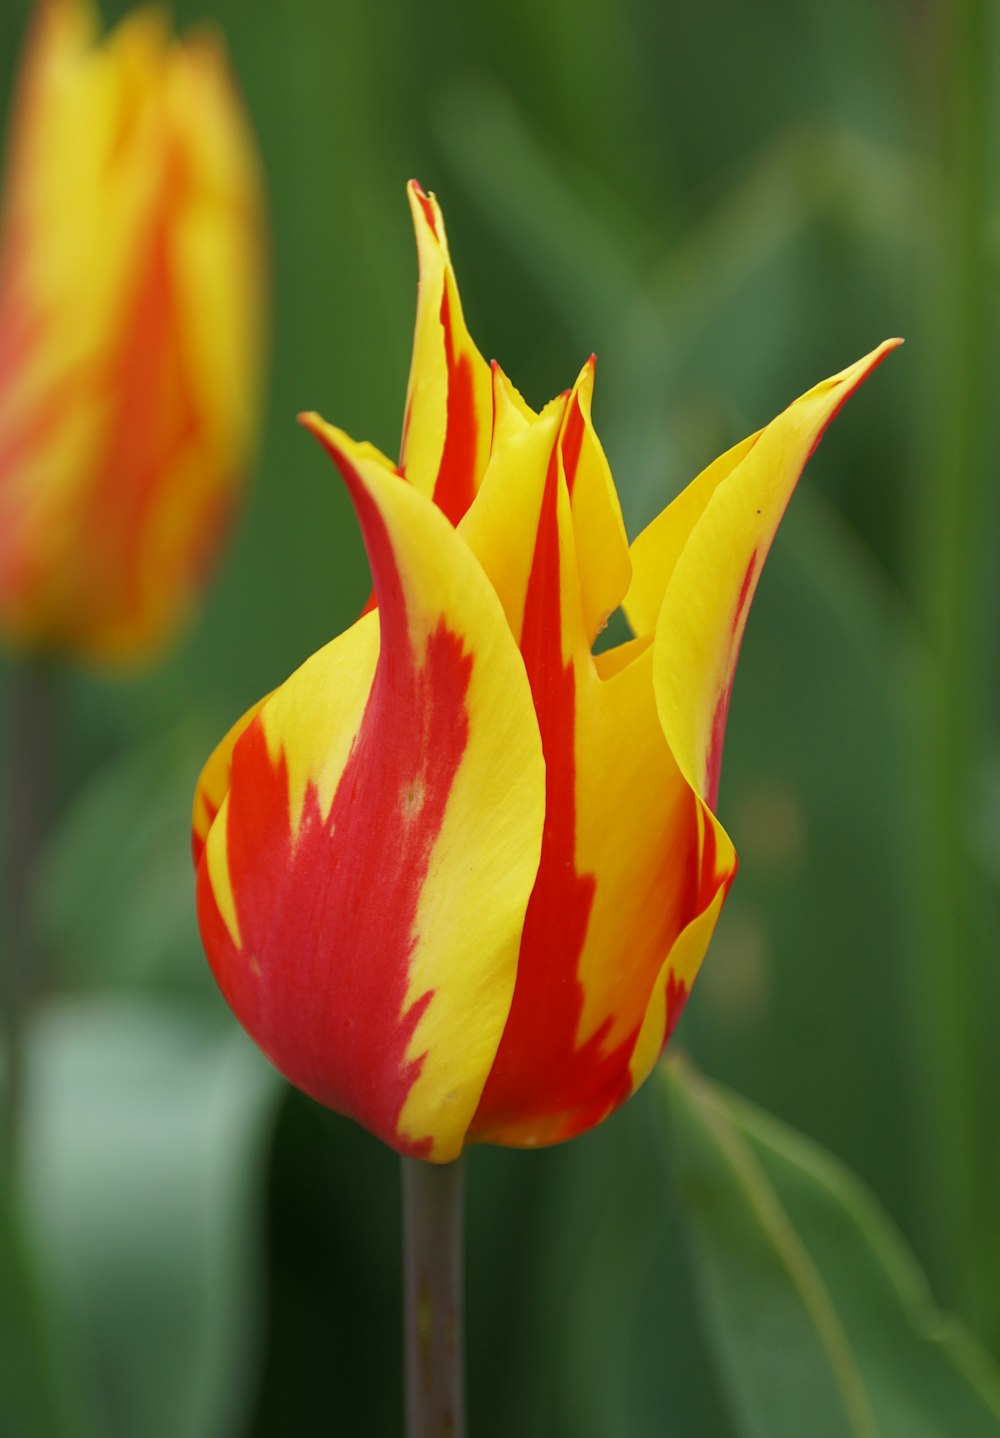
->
[30, 722, 220, 997]
[0, 1182, 97, 1438]
[664, 1058, 1000, 1436]
[17, 1002, 280, 1438]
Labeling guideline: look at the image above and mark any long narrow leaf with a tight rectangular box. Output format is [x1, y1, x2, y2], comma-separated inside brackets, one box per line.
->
[663, 1058, 1000, 1437]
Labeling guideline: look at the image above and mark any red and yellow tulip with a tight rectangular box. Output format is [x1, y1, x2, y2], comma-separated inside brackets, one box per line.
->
[193, 182, 897, 1162]
[0, 0, 264, 664]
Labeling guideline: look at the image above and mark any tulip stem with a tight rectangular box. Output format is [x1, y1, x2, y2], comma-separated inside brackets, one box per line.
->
[3, 660, 52, 1166]
[402, 1155, 466, 1438]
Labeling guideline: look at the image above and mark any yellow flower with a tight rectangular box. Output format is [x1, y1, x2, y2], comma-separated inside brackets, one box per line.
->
[0, 0, 264, 664]
[193, 182, 897, 1161]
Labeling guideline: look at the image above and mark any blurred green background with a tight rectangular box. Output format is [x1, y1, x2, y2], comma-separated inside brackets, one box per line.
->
[2, 0, 998, 1434]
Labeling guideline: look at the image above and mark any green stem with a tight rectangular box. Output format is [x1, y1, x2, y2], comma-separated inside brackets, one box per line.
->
[3, 661, 52, 1167]
[912, 0, 996, 1324]
[402, 1156, 466, 1438]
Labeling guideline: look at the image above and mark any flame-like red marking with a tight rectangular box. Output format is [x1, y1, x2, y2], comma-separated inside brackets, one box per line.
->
[86, 151, 205, 621]
[663, 970, 690, 1047]
[401, 182, 481, 527]
[0, 284, 78, 606]
[196, 462, 474, 1156]
[429, 282, 479, 525]
[560, 388, 586, 496]
[704, 549, 758, 808]
[191, 795, 218, 868]
[682, 790, 735, 925]
[411, 181, 438, 237]
[471, 445, 634, 1143]
[653, 798, 732, 1058]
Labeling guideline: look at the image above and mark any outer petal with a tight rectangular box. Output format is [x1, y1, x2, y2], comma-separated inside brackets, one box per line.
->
[191, 691, 270, 867]
[462, 386, 734, 1147]
[398, 181, 492, 524]
[642, 340, 901, 806]
[196, 419, 545, 1161]
[623, 432, 760, 640]
[622, 342, 900, 1097]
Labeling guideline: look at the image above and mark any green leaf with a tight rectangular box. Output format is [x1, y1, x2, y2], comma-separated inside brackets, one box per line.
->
[0, 1178, 102, 1438]
[20, 999, 282, 1438]
[30, 721, 220, 998]
[432, 77, 642, 346]
[465, 1091, 737, 1438]
[662, 1057, 1000, 1437]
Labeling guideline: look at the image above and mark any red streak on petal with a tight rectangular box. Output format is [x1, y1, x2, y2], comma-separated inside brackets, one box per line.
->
[399, 394, 413, 459]
[704, 549, 758, 808]
[560, 391, 585, 497]
[686, 795, 714, 921]
[733, 549, 758, 635]
[663, 970, 690, 1047]
[411, 182, 438, 237]
[683, 791, 735, 923]
[0, 220, 92, 608]
[472, 447, 634, 1141]
[191, 794, 219, 868]
[197, 476, 474, 1157]
[704, 679, 733, 812]
[0, 225, 36, 395]
[430, 283, 479, 525]
[86, 166, 203, 616]
[653, 799, 732, 1059]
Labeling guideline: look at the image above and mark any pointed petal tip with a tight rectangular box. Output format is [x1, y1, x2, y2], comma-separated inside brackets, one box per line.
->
[568, 354, 597, 397]
[867, 334, 904, 363]
[814, 338, 903, 401]
[844, 335, 904, 382]
[297, 409, 342, 453]
[801, 336, 902, 456]
[406, 179, 442, 241]
[298, 412, 400, 480]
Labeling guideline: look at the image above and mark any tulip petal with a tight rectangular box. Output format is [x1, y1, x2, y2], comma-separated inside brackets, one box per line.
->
[631, 340, 901, 804]
[461, 394, 734, 1147]
[197, 419, 545, 1161]
[626, 813, 735, 1097]
[558, 357, 632, 645]
[491, 360, 537, 438]
[623, 432, 761, 640]
[458, 379, 565, 643]
[191, 692, 270, 869]
[398, 181, 492, 524]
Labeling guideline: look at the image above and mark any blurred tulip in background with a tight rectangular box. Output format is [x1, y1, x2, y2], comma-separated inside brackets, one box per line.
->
[0, 0, 264, 666]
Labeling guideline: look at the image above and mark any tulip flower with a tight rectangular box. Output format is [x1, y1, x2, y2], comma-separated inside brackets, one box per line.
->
[0, 0, 264, 665]
[193, 182, 897, 1164]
